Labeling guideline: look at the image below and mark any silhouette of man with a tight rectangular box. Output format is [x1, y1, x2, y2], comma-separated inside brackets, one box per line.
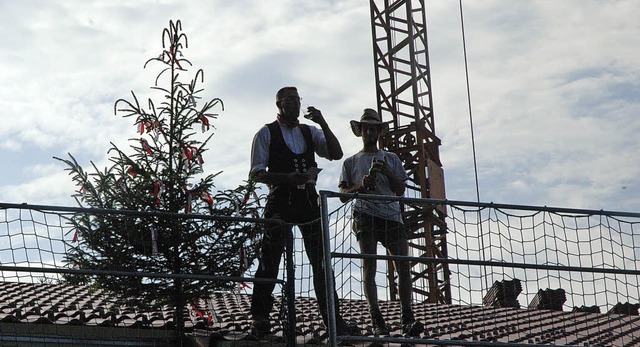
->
[339, 108, 424, 337]
[249, 86, 359, 338]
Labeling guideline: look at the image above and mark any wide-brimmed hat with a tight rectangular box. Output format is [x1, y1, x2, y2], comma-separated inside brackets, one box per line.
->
[350, 108, 388, 137]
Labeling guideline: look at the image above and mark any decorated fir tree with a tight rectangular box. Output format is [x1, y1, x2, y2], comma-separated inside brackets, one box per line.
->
[55, 20, 263, 330]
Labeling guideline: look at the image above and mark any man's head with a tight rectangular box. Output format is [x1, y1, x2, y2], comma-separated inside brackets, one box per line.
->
[276, 86, 301, 121]
[350, 108, 387, 137]
[350, 108, 387, 148]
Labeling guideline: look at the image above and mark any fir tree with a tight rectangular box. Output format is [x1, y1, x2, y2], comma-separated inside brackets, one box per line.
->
[55, 20, 263, 334]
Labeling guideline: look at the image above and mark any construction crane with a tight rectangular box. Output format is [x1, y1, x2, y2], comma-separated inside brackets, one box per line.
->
[369, 0, 451, 304]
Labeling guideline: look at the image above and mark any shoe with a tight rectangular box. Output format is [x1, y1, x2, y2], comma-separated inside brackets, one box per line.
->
[370, 309, 390, 335]
[401, 309, 424, 337]
[372, 321, 390, 336]
[249, 319, 271, 339]
[336, 319, 362, 336]
[402, 320, 424, 337]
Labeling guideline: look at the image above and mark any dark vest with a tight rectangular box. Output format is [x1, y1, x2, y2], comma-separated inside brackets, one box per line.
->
[264, 121, 320, 223]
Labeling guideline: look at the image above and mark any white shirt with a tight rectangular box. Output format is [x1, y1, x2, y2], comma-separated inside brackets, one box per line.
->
[339, 149, 408, 223]
[250, 120, 331, 176]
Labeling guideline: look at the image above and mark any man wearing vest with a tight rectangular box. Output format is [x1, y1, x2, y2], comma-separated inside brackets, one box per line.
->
[248, 86, 359, 338]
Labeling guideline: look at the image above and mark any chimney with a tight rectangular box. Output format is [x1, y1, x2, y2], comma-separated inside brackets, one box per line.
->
[528, 288, 566, 311]
[483, 279, 522, 308]
[608, 302, 640, 316]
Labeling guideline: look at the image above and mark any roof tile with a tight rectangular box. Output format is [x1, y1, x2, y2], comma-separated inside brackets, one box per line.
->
[2, 281, 640, 345]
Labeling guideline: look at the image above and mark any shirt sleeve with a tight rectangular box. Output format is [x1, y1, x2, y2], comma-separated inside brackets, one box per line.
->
[338, 158, 352, 189]
[249, 126, 270, 177]
[389, 152, 409, 182]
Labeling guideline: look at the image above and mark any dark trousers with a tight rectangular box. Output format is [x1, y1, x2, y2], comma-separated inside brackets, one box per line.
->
[250, 213, 342, 326]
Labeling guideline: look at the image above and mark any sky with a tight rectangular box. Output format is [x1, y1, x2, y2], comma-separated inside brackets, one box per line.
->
[1, 0, 639, 214]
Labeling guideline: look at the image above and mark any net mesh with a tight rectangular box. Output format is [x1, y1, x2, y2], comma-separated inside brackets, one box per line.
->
[0, 207, 71, 283]
[326, 196, 640, 313]
[2, 198, 640, 345]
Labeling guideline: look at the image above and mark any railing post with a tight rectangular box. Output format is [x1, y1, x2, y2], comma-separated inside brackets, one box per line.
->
[284, 224, 297, 347]
[319, 191, 338, 347]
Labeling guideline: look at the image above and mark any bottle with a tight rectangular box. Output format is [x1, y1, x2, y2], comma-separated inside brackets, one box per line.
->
[366, 158, 378, 191]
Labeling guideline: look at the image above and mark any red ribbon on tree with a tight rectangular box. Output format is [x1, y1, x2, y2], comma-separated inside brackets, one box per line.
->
[237, 191, 258, 212]
[239, 191, 251, 209]
[181, 143, 194, 160]
[153, 181, 164, 206]
[201, 191, 214, 205]
[190, 302, 213, 326]
[141, 139, 153, 155]
[138, 117, 155, 134]
[127, 166, 138, 177]
[181, 143, 203, 170]
[196, 151, 204, 165]
[183, 185, 193, 213]
[200, 113, 210, 132]
[115, 177, 125, 190]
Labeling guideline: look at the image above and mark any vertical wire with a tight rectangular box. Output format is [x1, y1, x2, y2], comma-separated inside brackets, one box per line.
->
[458, 0, 488, 294]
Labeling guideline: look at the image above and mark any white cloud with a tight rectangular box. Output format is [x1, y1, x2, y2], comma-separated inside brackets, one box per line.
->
[0, 0, 638, 215]
[424, 1, 640, 211]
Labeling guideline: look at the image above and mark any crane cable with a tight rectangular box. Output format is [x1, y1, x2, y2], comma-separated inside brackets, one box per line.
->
[458, 0, 489, 291]
[458, 1, 481, 204]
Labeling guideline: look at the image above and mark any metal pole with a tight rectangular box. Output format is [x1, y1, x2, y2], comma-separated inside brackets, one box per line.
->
[284, 225, 297, 347]
[319, 191, 338, 347]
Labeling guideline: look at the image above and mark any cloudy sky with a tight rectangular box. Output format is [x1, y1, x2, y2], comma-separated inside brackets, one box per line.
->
[1, 0, 639, 214]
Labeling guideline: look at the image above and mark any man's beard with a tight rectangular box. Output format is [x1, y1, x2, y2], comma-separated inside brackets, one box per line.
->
[363, 134, 379, 147]
[282, 106, 300, 120]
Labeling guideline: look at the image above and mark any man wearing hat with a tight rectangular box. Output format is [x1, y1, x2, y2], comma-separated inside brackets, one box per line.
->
[339, 108, 424, 337]
[248, 86, 359, 338]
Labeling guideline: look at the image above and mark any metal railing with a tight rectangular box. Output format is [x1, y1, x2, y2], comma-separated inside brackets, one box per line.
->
[4, 194, 640, 346]
[0, 202, 297, 346]
[320, 190, 640, 346]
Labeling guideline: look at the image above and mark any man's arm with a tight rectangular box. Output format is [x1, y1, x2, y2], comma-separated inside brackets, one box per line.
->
[319, 120, 343, 160]
[307, 107, 343, 160]
[339, 158, 377, 204]
[339, 182, 362, 203]
[250, 126, 304, 187]
[250, 124, 316, 188]
[339, 159, 360, 203]
[377, 161, 406, 196]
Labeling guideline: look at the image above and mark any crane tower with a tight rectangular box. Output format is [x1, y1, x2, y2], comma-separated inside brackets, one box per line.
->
[369, 0, 450, 304]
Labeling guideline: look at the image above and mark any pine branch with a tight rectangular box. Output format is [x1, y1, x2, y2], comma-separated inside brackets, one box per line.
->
[56, 20, 266, 319]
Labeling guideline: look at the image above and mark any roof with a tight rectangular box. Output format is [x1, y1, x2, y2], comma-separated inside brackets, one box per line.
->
[1, 281, 640, 346]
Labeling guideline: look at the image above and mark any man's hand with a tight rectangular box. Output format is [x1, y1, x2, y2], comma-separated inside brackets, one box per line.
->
[361, 174, 377, 191]
[375, 159, 393, 178]
[305, 105, 343, 160]
[288, 172, 310, 187]
[374, 158, 406, 196]
[305, 106, 326, 125]
[253, 171, 312, 188]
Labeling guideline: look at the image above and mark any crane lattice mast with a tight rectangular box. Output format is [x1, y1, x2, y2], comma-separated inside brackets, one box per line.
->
[369, 0, 450, 304]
